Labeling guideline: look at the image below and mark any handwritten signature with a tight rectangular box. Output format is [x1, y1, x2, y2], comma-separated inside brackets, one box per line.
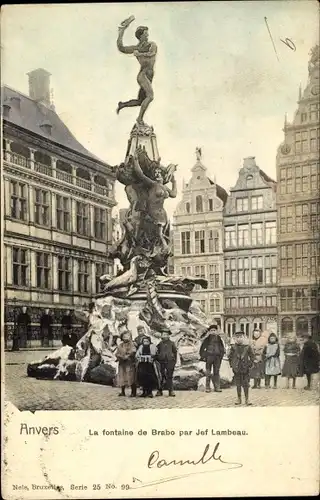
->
[131, 443, 243, 490]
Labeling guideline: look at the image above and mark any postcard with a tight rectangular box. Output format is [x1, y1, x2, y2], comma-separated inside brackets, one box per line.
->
[1, 1, 319, 498]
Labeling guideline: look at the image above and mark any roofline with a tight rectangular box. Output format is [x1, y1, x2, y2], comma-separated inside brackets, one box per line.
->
[3, 118, 115, 173]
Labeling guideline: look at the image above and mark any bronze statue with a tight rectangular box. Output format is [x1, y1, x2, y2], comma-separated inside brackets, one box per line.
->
[116, 16, 157, 125]
[109, 146, 177, 275]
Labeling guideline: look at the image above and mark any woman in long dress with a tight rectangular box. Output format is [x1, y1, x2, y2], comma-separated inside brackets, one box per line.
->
[115, 331, 137, 397]
[263, 333, 281, 389]
[136, 336, 160, 398]
[282, 334, 301, 389]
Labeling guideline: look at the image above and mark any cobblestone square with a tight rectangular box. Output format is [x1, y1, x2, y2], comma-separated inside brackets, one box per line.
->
[5, 350, 319, 412]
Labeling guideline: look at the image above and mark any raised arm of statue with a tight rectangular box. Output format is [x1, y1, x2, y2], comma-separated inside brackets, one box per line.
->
[117, 26, 137, 55]
[132, 155, 156, 187]
[168, 177, 177, 198]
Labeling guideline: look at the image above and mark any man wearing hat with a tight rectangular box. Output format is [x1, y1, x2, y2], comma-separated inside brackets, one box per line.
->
[155, 329, 177, 397]
[228, 331, 255, 406]
[199, 324, 225, 393]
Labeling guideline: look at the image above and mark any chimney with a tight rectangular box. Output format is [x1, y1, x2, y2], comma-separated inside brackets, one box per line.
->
[243, 156, 256, 168]
[27, 68, 51, 106]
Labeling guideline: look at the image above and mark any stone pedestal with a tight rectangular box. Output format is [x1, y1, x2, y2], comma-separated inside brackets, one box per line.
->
[125, 122, 160, 162]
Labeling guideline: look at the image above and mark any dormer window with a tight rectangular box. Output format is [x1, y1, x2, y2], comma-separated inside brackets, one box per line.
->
[39, 121, 52, 135]
[209, 199, 213, 211]
[196, 195, 203, 213]
[186, 202, 190, 214]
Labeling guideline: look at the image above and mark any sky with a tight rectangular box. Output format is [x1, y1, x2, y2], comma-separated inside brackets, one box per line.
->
[1, 1, 319, 217]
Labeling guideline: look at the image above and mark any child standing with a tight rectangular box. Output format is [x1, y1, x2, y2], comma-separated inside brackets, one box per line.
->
[228, 331, 255, 406]
[115, 331, 137, 397]
[300, 334, 320, 390]
[263, 333, 281, 389]
[250, 329, 266, 389]
[282, 334, 301, 389]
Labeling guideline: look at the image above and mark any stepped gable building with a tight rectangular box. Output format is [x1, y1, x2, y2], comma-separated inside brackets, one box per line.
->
[276, 45, 320, 340]
[172, 148, 228, 329]
[3, 68, 116, 345]
[223, 157, 277, 338]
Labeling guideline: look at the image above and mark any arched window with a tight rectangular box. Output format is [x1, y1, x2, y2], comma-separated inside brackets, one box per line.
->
[186, 202, 190, 214]
[296, 316, 308, 337]
[56, 160, 72, 174]
[226, 319, 236, 337]
[253, 318, 263, 332]
[281, 317, 293, 336]
[76, 167, 90, 180]
[196, 195, 203, 213]
[239, 318, 250, 337]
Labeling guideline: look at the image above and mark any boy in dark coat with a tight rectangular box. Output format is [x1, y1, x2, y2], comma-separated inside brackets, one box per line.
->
[199, 325, 225, 392]
[300, 334, 320, 390]
[228, 331, 255, 406]
[156, 330, 177, 397]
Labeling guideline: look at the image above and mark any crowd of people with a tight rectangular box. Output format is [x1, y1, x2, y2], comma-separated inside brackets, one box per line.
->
[114, 323, 320, 405]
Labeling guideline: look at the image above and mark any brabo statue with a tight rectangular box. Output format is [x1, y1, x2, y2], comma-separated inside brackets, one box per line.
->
[116, 16, 157, 125]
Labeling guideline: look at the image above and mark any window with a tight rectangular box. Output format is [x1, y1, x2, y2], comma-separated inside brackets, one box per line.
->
[239, 297, 250, 308]
[56, 195, 70, 231]
[253, 320, 263, 331]
[251, 256, 263, 285]
[295, 243, 308, 276]
[265, 221, 276, 244]
[301, 112, 307, 122]
[196, 195, 203, 213]
[251, 223, 263, 245]
[76, 202, 89, 236]
[310, 128, 319, 151]
[208, 230, 219, 252]
[239, 320, 249, 336]
[195, 265, 206, 279]
[251, 196, 263, 211]
[225, 226, 236, 248]
[266, 296, 277, 307]
[78, 260, 89, 293]
[226, 320, 236, 337]
[225, 259, 236, 286]
[181, 266, 192, 277]
[295, 131, 308, 153]
[236, 198, 248, 212]
[58, 256, 71, 291]
[209, 264, 219, 288]
[208, 199, 213, 211]
[280, 245, 293, 278]
[281, 317, 293, 336]
[186, 202, 190, 213]
[10, 181, 27, 221]
[210, 298, 220, 312]
[94, 207, 106, 240]
[238, 257, 249, 285]
[181, 231, 191, 254]
[280, 205, 293, 233]
[296, 317, 308, 336]
[295, 288, 308, 311]
[280, 167, 293, 194]
[238, 224, 249, 247]
[310, 103, 320, 122]
[265, 255, 277, 284]
[195, 231, 205, 254]
[34, 189, 50, 226]
[96, 262, 109, 293]
[36, 252, 50, 289]
[311, 289, 319, 311]
[12, 247, 27, 286]
[280, 289, 293, 311]
[252, 296, 264, 307]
